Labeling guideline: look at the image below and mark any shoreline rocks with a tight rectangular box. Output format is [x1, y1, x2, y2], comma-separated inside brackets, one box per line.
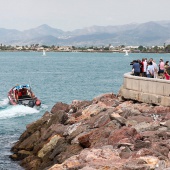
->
[10, 93, 170, 170]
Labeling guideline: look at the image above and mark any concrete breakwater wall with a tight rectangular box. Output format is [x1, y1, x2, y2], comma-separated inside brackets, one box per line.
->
[119, 72, 170, 106]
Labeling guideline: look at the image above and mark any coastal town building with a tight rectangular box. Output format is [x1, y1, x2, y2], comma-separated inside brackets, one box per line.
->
[0, 44, 169, 53]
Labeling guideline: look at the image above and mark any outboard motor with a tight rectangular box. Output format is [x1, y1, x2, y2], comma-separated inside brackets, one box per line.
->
[18, 100, 22, 105]
[28, 100, 34, 108]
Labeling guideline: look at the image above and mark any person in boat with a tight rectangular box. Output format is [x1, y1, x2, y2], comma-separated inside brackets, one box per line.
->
[21, 88, 27, 96]
[31, 91, 35, 98]
[15, 89, 18, 101]
[18, 89, 22, 99]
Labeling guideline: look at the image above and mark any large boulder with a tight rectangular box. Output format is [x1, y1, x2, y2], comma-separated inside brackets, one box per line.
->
[51, 102, 69, 114]
[108, 126, 142, 147]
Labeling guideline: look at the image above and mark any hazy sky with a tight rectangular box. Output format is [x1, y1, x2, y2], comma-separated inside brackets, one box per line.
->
[1, 0, 170, 31]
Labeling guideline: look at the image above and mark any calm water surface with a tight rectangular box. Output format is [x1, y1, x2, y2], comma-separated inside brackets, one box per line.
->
[0, 52, 169, 169]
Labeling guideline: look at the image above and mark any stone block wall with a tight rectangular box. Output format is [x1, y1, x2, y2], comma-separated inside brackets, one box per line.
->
[119, 72, 170, 106]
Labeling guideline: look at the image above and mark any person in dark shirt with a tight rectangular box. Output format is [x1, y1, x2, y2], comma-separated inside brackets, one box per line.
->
[21, 88, 27, 96]
[132, 60, 140, 76]
[18, 90, 22, 99]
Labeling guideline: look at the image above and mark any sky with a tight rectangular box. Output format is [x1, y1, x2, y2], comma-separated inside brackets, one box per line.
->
[1, 0, 170, 31]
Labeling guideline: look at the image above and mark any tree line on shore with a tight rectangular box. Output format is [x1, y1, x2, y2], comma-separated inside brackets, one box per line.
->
[1, 43, 170, 53]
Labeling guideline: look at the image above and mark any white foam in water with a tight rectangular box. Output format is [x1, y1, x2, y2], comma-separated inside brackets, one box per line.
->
[40, 104, 48, 110]
[0, 105, 39, 119]
[0, 98, 9, 107]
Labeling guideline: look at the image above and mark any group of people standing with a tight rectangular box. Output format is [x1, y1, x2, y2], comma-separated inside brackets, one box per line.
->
[132, 58, 170, 79]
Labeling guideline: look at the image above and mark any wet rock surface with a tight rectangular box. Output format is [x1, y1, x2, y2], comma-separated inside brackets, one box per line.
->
[10, 93, 170, 170]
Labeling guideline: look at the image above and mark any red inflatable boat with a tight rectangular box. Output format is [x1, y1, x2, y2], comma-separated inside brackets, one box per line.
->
[8, 84, 41, 107]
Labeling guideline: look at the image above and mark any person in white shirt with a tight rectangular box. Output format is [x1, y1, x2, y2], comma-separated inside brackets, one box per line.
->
[147, 61, 154, 78]
[152, 60, 159, 78]
[143, 58, 147, 77]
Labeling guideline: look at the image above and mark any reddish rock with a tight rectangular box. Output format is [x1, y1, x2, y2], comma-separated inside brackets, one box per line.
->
[164, 113, 170, 120]
[86, 127, 111, 148]
[122, 160, 150, 170]
[93, 93, 117, 105]
[51, 102, 69, 114]
[20, 155, 41, 169]
[48, 110, 68, 125]
[118, 107, 142, 118]
[78, 131, 92, 148]
[153, 106, 170, 113]
[134, 140, 151, 150]
[66, 124, 86, 143]
[69, 100, 92, 112]
[119, 146, 133, 159]
[151, 142, 170, 158]
[164, 120, 170, 129]
[140, 131, 157, 138]
[18, 130, 40, 151]
[88, 111, 111, 128]
[54, 144, 83, 164]
[21, 158, 42, 170]
[127, 115, 153, 123]
[135, 148, 154, 157]
[72, 104, 105, 122]
[110, 112, 126, 125]
[49, 145, 124, 170]
[41, 124, 67, 140]
[108, 126, 142, 147]
[19, 111, 51, 141]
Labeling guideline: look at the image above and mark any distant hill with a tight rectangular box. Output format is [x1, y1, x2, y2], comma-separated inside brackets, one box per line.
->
[1, 21, 170, 46]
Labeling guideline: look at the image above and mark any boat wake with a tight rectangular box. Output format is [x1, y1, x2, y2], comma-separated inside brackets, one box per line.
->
[0, 98, 9, 108]
[0, 97, 48, 119]
[0, 103, 39, 120]
[40, 103, 48, 110]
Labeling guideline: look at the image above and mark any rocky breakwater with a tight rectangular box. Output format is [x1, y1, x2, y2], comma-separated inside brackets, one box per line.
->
[10, 93, 170, 170]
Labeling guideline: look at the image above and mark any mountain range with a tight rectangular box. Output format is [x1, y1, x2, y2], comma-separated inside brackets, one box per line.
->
[1, 21, 170, 46]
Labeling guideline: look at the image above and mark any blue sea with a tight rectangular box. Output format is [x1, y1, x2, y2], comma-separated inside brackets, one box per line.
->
[0, 52, 169, 169]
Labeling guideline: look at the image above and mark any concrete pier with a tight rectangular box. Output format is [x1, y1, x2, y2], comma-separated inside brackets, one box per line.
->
[119, 72, 170, 106]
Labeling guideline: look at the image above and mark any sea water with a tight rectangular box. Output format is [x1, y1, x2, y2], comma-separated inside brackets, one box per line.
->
[0, 52, 169, 169]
